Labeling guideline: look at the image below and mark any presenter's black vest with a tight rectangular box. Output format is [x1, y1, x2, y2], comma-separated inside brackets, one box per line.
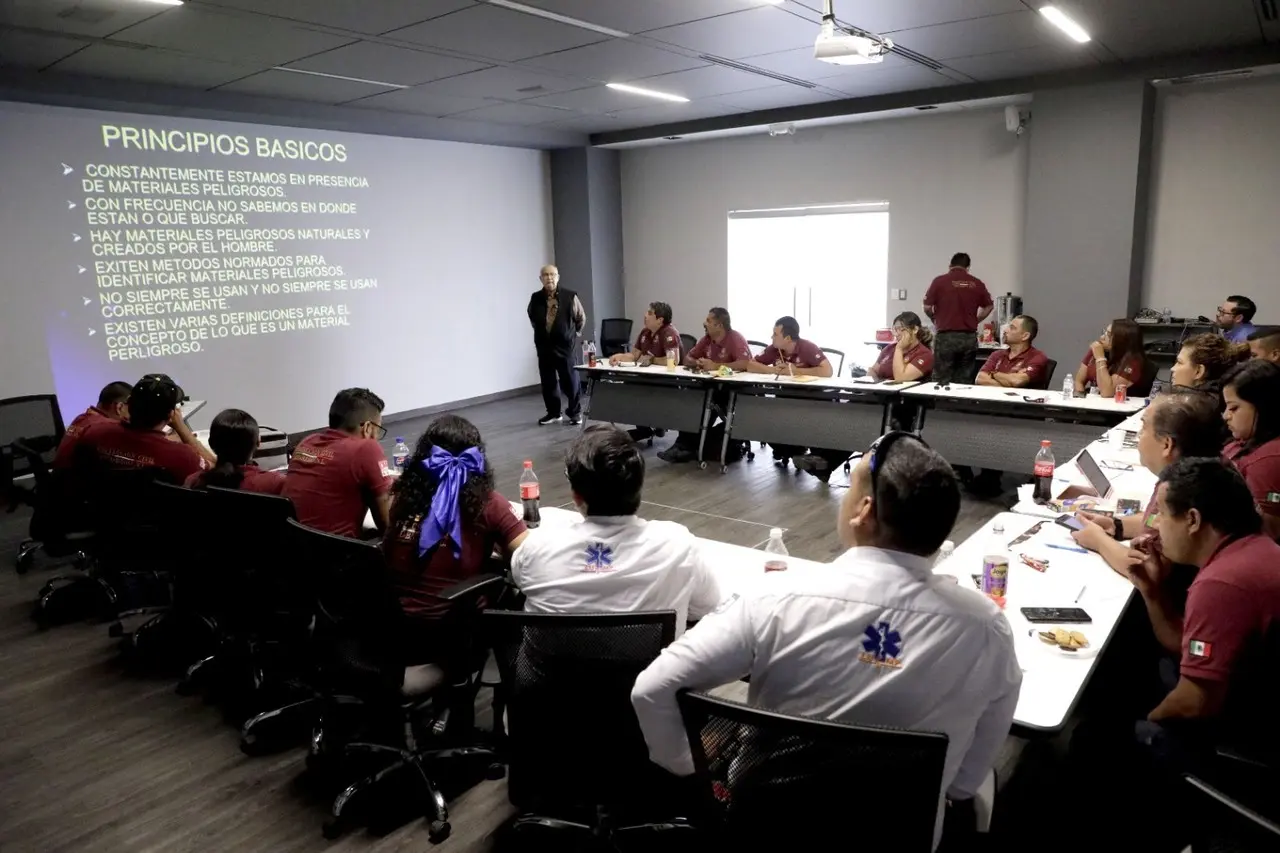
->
[528, 286, 580, 356]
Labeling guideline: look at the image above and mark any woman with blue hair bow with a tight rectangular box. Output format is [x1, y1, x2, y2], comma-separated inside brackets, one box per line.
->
[384, 415, 528, 648]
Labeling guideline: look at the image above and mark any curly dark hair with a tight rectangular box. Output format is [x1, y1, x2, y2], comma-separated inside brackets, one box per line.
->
[389, 414, 494, 532]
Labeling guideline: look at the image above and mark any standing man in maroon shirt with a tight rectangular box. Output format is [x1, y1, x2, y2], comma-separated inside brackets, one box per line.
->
[283, 387, 395, 538]
[923, 253, 993, 384]
[658, 307, 752, 464]
[53, 380, 132, 469]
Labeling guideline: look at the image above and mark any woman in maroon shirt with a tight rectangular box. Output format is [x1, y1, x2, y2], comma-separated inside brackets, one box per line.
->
[384, 415, 527, 658]
[184, 408, 285, 494]
[1074, 318, 1153, 397]
[1170, 333, 1250, 397]
[1222, 359, 1280, 540]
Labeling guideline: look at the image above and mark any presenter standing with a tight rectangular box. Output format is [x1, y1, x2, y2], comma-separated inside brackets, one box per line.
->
[527, 264, 587, 426]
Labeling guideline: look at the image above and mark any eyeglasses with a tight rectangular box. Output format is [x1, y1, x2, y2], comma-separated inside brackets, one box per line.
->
[866, 430, 928, 517]
[365, 421, 387, 440]
[1216, 306, 1239, 316]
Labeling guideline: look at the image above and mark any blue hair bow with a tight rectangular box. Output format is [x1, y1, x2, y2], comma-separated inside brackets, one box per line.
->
[419, 446, 485, 558]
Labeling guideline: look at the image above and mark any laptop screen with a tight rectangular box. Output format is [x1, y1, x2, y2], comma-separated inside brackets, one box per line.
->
[1075, 449, 1113, 499]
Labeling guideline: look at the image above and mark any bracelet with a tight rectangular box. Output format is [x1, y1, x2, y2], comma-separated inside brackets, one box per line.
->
[1112, 517, 1124, 540]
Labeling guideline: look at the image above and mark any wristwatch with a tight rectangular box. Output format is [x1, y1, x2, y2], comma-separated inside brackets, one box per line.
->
[1112, 517, 1124, 540]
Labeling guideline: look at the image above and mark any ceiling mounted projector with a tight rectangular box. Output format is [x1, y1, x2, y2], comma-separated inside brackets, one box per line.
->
[815, 2, 892, 66]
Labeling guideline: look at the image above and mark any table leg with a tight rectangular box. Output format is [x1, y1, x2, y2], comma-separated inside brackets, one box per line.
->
[718, 390, 737, 474]
[694, 388, 713, 468]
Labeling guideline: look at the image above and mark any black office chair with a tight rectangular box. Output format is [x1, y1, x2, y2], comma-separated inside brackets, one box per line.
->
[1037, 359, 1059, 391]
[599, 318, 634, 358]
[746, 339, 769, 357]
[679, 333, 697, 361]
[485, 609, 694, 847]
[1184, 774, 1280, 850]
[676, 690, 948, 850]
[821, 348, 845, 375]
[1, 394, 65, 511]
[11, 440, 92, 573]
[286, 519, 501, 842]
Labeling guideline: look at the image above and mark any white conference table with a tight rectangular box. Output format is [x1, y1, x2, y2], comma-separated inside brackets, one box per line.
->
[1012, 420, 1157, 518]
[577, 363, 720, 459]
[933, 511, 1137, 734]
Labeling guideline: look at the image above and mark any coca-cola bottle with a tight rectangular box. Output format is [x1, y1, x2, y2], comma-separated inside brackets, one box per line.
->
[1033, 440, 1055, 504]
[519, 460, 541, 528]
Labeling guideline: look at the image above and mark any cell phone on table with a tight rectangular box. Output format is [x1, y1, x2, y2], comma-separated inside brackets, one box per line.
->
[1021, 607, 1092, 624]
[1054, 513, 1086, 532]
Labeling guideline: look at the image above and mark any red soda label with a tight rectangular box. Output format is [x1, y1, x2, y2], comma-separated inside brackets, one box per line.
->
[764, 560, 788, 572]
[1033, 461, 1054, 478]
[520, 482, 539, 500]
[1114, 386, 1127, 403]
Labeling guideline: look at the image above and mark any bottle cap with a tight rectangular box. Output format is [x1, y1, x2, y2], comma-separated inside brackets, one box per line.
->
[523, 460, 533, 468]
[770, 527, 783, 537]
[1040, 440, 1051, 446]
[395, 436, 404, 443]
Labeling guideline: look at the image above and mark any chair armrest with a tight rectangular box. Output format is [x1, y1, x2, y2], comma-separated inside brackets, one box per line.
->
[10, 440, 46, 469]
[437, 573, 506, 603]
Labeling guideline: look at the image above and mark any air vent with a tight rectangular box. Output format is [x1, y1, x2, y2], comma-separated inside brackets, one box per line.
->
[1168, 69, 1255, 86]
[663, 136, 683, 140]
[1259, 0, 1278, 22]
[915, 105, 938, 111]
[889, 45, 944, 72]
[697, 55, 817, 89]
[516, 85, 546, 93]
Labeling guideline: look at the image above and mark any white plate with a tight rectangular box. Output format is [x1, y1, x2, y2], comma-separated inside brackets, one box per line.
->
[1029, 628, 1100, 659]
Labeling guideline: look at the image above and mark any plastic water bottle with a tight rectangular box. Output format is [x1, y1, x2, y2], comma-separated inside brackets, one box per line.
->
[982, 521, 1008, 599]
[764, 527, 788, 572]
[1033, 440, 1055, 504]
[520, 460, 541, 528]
[934, 540, 955, 568]
[1061, 373, 1074, 400]
[391, 437, 410, 472]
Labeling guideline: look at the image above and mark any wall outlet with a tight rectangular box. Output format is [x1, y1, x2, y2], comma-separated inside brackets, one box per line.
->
[892, 288, 907, 300]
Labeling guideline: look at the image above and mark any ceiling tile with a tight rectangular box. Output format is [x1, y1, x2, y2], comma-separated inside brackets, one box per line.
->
[524, 85, 647, 113]
[196, 0, 475, 36]
[521, 37, 706, 79]
[634, 63, 783, 99]
[607, 99, 742, 126]
[738, 45, 911, 80]
[515, 0, 793, 35]
[447, 100, 576, 124]
[216, 68, 400, 102]
[823, 0, 1028, 34]
[1063, 0, 1262, 60]
[288, 41, 489, 86]
[819, 64, 957, 97]
[942, 43, 1103, 80]
[0, 0, 167, 38]
[885, 10, 1056, 61]
[108, 6, 355, 66]
[709, 83, 845, 111]
[344, 86, 492, 115]
[644, 6, 819, 59]
[49, 43, 255, 88]
[413, 64, 592, 99]
[0, 29, 88, 68]
[387, 4, 606, 62]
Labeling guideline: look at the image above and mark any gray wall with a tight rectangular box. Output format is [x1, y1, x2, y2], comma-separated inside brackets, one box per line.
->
[549, 147, 625, 344]
[1021, 80, 1156, 376]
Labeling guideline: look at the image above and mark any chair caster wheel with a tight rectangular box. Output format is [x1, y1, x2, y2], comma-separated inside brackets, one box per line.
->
[429, 820, 452, 843]
[699, 461, 707, 470]
[719, 466, 728, 474]
[646, 438, 654, 447]
[485, 762, 506, 780]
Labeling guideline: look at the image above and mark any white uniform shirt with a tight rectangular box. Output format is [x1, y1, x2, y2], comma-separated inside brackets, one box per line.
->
[511, 515, 723, 635]
[631, 546, 1022, 849]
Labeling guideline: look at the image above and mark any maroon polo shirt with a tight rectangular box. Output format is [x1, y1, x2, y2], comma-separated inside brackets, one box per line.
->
[871, 341, 934, 380]
[755, 337, 827, 369]
[384, 490, 526, 619]
[1180, 534, 1280, 686]
[76, 419, 207, 482]
[184, 463, 287, 495]
[53, 406, 115, 469]
[980, 346, 1050, 387]
[635, 323, 683, 359]
[1082, 351, 1146, 391]
[1225, 438, 1280, 518]
[688, 329, 752, 364]
[282, 429, 394, 538]
[924, 268, 992, 333]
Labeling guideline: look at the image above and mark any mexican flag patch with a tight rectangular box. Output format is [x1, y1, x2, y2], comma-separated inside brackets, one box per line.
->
[1189, 639, 1212, 658]
[1266, 491, 1280, 505]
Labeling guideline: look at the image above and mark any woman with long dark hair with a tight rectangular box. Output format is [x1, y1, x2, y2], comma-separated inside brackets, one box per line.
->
[1222, 359, 1280, 539]
[1074, 318, 1152, 397]
[183, 408, 285, 494]
[384, 414, 527, 631]
[869, 311, 935, 382]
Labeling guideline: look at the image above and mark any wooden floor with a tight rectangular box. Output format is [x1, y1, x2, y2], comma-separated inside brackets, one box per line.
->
[0, 392, 1017, 852]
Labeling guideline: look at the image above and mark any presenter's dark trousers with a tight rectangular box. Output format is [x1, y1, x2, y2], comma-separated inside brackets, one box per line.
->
[537, 348, 580, 418]
[933, 331, 978, 384]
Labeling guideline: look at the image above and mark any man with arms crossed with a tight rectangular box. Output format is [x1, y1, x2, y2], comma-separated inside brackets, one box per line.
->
[975, 315, 1049, 388]
[527, 264, 587, 426]
[923, 252, 994, 384]
[512, 425, 722, 636]
[283, 388, 394, 538]
[632, 433, 1021, 850]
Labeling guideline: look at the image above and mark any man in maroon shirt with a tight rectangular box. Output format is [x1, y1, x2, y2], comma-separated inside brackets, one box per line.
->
[53, 380, 132, 469]
[658, 307, 752, 464]
[976, 315, 1050, 389]
[610, 301, 682, 366]
[73, 374, 209, 483]
[923, 252, 993, 384]
[283, 387, 394, 538]
[745, 315, 832, 378]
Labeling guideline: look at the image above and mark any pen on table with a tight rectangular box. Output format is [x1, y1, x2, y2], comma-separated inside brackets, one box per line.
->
[1074, 585, 1087, 603]
[1045, 542, 1088, 554]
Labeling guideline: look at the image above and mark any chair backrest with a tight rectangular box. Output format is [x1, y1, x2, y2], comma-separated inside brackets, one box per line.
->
[1038, 358, 1059, 391]
[0, 395, 65, 475]
[82, 465, 178, 568]
[747, 339, 769, 357]
[152, 481, 217, 605]
[821, 348, 845, 375]
[599, 318, 632, 343]
[483, 609, 677, 809]
[1185, 774, 1280, 850]
[203, 486, 301, 631]
[676, 690, 949, 849]
[679, 333, 697, 360]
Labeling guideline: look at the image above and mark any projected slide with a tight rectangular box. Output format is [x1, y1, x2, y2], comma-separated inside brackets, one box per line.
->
[0, 102, 548, 429]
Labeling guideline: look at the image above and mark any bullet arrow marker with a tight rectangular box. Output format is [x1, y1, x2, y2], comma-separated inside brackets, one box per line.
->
[72, 233, 81, 242]
[83, 297, 92, 306]
[68, 200, 77, 209]
[78, 266, 86, 274]
[88, 329, 96, 336]
[62, 163, 74, 175]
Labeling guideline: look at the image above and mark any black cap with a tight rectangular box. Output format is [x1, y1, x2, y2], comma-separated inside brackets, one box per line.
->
[131, 373, 186, 410]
